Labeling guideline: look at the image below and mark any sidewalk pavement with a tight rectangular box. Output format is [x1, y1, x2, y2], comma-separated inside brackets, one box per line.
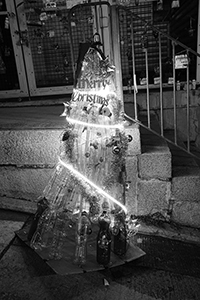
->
[1, 210, 200, 300]
[1, 103, 200, 299]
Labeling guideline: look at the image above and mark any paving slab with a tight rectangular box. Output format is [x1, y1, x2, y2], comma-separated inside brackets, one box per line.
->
[1, 234, 200, 300]
[0, 220, 23, 254]
[1, 209, 200, 300]
[0, 105, 66, 130]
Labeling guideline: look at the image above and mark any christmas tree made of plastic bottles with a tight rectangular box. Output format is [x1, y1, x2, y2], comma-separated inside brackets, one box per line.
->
[28, 42, 135, 267]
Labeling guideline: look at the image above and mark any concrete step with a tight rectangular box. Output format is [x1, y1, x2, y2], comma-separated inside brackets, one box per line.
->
[164, 130, 200, 228]
[139, 114, 172, 180]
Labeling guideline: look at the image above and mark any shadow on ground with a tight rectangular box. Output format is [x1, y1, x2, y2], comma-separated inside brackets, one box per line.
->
[1, 210, 200, 300]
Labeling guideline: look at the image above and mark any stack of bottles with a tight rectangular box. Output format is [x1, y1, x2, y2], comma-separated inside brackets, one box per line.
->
[28, 198, 137, 267]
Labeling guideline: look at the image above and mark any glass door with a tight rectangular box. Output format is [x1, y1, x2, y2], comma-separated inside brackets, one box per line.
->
[0, 0, 29, 99]
[21, 0, 74, 97]
[0, 1, 114, 100]
[20, 1, 112, 97]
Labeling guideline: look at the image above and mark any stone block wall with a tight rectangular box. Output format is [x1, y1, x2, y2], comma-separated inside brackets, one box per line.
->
[0, 129, 61, 212]
[0, 124, 143, 215]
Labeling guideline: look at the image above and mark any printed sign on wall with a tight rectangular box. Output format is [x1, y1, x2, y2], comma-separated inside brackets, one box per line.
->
[175, 54, 188, 69]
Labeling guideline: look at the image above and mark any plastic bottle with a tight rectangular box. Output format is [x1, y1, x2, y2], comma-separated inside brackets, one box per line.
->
[112, 211, 127, 257]
[30, 207, 57, 251]
[48, 210, 72, 260]
[192, 79, 196, 90]
[176, 80, 181, 91]
[127, 79, 132, 94]
[27, 197, 48, 241]
[4, 17, 9, 29]
[74, 202, 92, 266]
[89, 196, 101, 224]
[96, 210, 112, 266]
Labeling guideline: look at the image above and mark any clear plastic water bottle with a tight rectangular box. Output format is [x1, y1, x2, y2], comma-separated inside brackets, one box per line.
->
[30, 207, 57, 251]
[176, 80, 181, 91]
[127, 79, 132, 94]
[89, 196, 101, 224]
[74, 203, 92, 266]
[192, 79, 196, 90]
[28, 197, 48, 241]
[48, 210, 72, 260]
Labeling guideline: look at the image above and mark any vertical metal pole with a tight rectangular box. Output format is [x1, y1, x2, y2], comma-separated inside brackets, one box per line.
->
[196, 0, 200, 82]
[186, 50, 190, 152]
[158, 33, 163, 136]
[10, 0, 31, 97]
[131, 14, 138, 120]
[68, 8, 76, 81]
[145, 48, 150, 128]
[110, 5, 124, 116]
[172, 41, 177, 144]
[99, 3, 105, 54]
[81, 19, 86, 42]
[108, 5, 114, 63]
[94, 5, 99, 34]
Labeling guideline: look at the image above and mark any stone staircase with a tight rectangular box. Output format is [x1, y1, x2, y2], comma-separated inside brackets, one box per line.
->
[165, 131, 200, 228]
[135, 113, 200, 229]
[0, 104, 200, 229]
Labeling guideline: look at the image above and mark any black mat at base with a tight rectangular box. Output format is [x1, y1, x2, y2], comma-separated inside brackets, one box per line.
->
[15, 218, 145, 276]
[14, 216, 200, 278]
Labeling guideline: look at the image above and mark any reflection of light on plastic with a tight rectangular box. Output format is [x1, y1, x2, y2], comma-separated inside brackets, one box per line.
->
[66, 117, 123, 129]
[58, 157, 127, 214]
